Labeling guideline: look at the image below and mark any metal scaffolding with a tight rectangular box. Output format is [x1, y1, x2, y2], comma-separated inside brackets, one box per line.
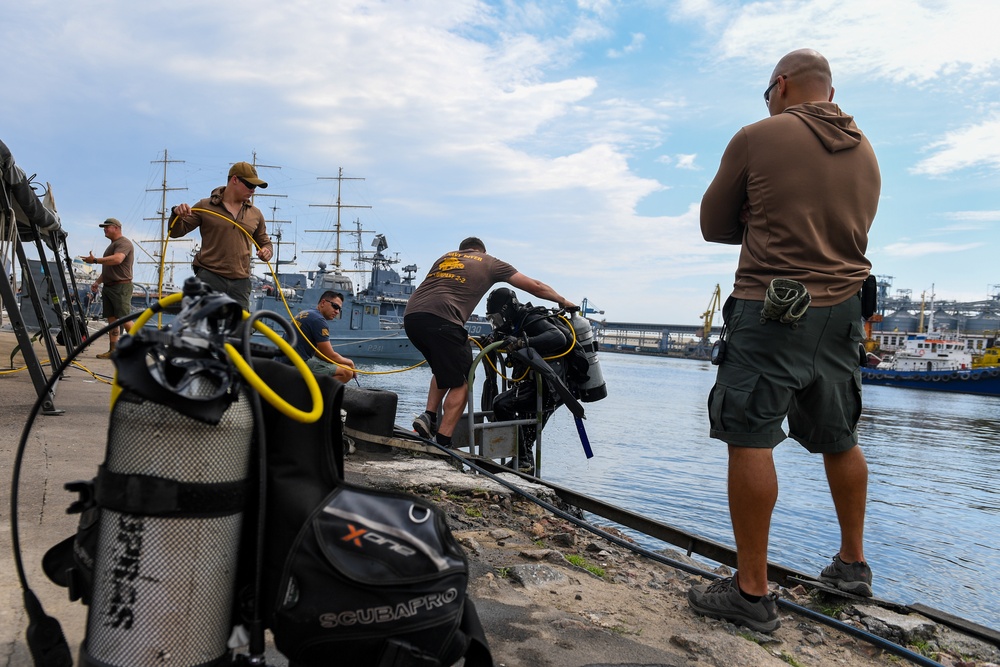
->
[1, 139, 89, 414]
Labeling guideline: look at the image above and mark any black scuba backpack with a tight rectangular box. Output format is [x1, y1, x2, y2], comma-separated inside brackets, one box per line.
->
[254, 361, 493, 667]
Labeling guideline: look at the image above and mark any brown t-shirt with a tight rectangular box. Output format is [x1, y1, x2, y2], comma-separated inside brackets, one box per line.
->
[102, 236, 134, 283]
[405, 250, 517, 326]
[701, 102, 881, 306]
[169, 186, 271, 280]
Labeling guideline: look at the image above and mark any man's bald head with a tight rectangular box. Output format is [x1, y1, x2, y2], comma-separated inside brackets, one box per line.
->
[767, 49, 834, 113]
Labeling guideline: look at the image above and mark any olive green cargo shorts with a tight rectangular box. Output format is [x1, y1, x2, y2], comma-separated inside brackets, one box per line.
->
[707, 296, 864, 453]
[102, 282, 133, 320]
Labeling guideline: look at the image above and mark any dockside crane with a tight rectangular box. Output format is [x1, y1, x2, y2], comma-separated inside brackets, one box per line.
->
[701, 284, 721, 340]
[580, 297, 604, 319]
[695, 284, 722, 358]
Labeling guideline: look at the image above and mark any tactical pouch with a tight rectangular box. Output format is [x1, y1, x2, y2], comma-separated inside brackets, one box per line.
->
[861, 275, 877, 320]
[761, 279, 811, 324]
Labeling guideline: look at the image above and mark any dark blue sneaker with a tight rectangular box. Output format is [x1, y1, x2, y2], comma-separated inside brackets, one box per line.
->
[819, 554, 873, 597]
[688, 576, 779, 633]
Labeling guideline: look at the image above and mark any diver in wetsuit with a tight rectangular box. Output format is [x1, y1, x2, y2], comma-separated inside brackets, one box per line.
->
[483, 288, 572, 474]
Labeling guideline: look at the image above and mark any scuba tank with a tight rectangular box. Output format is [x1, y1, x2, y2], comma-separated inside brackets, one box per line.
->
[80, 277, 253, 667]
[569, 312, 607, 403]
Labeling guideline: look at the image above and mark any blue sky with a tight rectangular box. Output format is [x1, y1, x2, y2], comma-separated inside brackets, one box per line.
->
[4, 0, 999, 324]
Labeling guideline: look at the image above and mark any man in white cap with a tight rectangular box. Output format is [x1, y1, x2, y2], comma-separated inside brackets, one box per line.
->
[84, 218, 134, 358]
[169, 161, 273, 310]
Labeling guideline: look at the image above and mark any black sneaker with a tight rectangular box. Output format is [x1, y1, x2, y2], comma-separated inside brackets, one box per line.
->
[516, 456, 535, 475]
[412, 412, 437, 439]
[688, 576, 780, 633]
[819, 554, 873, 597]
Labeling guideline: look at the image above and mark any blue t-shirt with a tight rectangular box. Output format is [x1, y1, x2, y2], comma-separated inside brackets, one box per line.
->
[282, 308, 329, 363]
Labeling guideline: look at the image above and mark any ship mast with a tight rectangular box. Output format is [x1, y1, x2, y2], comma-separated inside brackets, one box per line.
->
[246, 151, 284, 279]
[266, 200, 295, 268]
[141, 149, 187, 292]
[305, 168, 372, 271]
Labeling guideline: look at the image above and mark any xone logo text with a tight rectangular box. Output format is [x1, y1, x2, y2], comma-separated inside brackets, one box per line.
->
[341, 523, 416, 556]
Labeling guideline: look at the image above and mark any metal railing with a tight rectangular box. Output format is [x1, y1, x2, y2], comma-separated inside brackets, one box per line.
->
[461, 340, 545, 473]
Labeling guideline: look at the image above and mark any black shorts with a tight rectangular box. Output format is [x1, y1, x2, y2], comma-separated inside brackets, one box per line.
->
[404, 312, 471, 389]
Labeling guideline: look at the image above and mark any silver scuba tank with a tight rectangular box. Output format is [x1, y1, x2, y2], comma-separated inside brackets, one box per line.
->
[80, 280, 252, 667]
[569, 312, 607, 402]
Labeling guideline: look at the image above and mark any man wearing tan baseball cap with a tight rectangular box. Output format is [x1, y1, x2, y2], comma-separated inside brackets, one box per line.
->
[84, 218, 134, 358]
[169, 161, 273, 310]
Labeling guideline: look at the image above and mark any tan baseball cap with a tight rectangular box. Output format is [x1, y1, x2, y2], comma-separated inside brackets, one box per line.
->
[229, 161, 268, 188]
[99, 218, 122, 228]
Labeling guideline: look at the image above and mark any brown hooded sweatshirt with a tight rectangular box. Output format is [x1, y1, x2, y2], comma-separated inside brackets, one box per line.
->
[169, 186, 272, 280]
[701, 102, 880, 306]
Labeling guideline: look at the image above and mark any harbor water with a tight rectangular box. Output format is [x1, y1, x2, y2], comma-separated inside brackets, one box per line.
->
[362, 351, 1000, 631]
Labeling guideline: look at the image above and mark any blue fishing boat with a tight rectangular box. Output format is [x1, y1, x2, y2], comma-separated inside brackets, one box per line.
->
[861, 333, 1000, 396]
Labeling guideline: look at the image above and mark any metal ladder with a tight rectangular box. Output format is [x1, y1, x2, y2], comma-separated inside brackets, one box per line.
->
[454, 339, 546, 474]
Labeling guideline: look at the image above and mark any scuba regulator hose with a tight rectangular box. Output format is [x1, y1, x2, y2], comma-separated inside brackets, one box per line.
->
[132, 291, 324, 423]
[398, 429, 946, 667]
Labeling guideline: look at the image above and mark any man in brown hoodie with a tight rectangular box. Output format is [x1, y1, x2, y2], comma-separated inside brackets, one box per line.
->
[170, 161, 273, 310]
[689, 49, 881, 633]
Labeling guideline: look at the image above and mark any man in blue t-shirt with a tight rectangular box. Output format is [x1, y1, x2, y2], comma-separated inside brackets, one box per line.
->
[281, 290, 356, 383]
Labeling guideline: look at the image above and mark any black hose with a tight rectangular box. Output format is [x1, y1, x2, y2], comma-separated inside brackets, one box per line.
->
[394, 427, 945, 667]
[10, 310, 147, 667]
[11, 310, 146, 591]
[239, 310, 293, 662]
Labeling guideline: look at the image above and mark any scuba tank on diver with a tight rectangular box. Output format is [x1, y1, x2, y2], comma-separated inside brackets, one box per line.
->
[568, 311, 607, 403]
[80, 277, 254, 667]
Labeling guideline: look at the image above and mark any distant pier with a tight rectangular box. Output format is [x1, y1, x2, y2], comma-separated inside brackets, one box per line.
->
[594, 321, 721, 357]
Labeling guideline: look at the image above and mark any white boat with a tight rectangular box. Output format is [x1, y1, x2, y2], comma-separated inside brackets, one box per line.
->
[875, 333, 973, 372]
[862, 333, 1000, 396]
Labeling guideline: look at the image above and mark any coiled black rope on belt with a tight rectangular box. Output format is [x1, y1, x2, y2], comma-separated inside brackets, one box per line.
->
[395, 428, 945, 667]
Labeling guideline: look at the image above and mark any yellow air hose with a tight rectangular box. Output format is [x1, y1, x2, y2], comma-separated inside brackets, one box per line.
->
[166, 207, 425, 376]
[128, 291, 323, 423]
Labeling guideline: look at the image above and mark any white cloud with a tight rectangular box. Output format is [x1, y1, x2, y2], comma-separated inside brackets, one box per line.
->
[607, 33, 646, 59]
[945, 211, 1000, 222]
[695, 0, 1000, 84]
[912, 116, 1000, 176]
[674, 154, 698, 170]
[931, 223, 990, 234]
[882, 241, 984, 258]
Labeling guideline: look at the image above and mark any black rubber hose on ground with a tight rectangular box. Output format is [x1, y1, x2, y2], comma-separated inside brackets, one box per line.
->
[396, 428, 944, 667]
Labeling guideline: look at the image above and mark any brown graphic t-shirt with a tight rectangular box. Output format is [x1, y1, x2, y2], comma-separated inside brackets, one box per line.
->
[405, 250, 517, 326]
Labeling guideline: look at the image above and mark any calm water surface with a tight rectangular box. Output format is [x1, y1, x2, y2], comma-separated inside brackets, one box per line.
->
[362, 352, 1000, 630]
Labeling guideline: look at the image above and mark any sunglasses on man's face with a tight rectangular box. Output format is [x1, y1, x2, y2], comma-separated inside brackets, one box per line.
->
[323, 300, 342, 312]
[764, 74, 787, 105]
[236, 176, 257, 190]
